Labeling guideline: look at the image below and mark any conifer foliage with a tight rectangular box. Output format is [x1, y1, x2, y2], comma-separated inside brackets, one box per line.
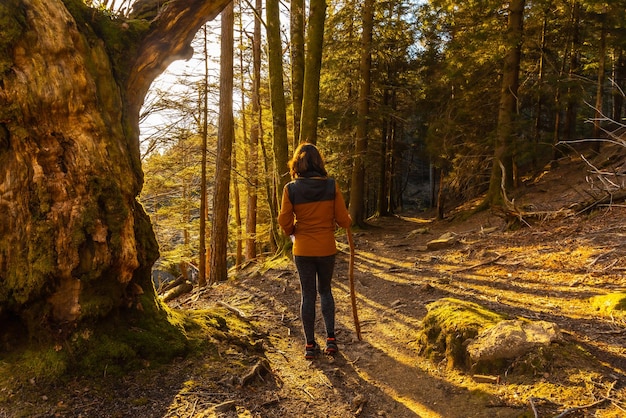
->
[140, 0, 626, 281]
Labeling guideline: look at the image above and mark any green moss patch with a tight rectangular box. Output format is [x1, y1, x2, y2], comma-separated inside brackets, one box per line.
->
[589, 292, 626, 318]
[0, 303, 256, 388]
[0, 0, 25, 75]
[61, 0, 149, 85]
[417, 298, 507, 369]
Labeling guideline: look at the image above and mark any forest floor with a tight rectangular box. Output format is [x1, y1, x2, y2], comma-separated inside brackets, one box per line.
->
[3, 151, 626, 418]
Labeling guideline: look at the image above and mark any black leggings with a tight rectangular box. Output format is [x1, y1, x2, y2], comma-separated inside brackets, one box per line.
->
[294, 255, 336, 344]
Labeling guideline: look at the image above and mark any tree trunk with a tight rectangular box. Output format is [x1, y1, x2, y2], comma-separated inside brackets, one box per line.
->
[235, 5, 246, 270]
[199, 24, 211, 287]
[245, 0, 262, 261]
[0, 0, 229, 337]
[592, 9, 607, 153]
[349, 0, 374, 226]
[377, 89, 391, 217]
[266, 0, 290, 248]
[612, 49, 626, 124]
[210, 2, 235, 284]
[233, 145, 243, 270]
[563, 0, 581, 143]
[533, 9, 548, 169]
[552, 0, 577, 162]
[290, 0, 305, 148]
[486, 0, 525, 206]
[299, 0, 326, 145]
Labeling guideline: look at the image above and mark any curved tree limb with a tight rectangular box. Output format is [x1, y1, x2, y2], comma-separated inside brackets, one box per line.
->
[126, 0, 232, 137]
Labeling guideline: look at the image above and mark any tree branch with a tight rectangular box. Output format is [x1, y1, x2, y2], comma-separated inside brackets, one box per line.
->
[126, 0, 232, 117]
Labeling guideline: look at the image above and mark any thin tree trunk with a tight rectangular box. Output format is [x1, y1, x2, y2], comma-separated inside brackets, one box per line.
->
[261, 128, 279, 252]
[234, 2, 246, 269]
[246, 0, 262, 260]
[377, 89, 391, 217]
[612, 49, 626, 124]
[266, 0, 290, 247]
[233, 145, 243, 270]
[391, 120, 400, 212]
[437, 168, 445, 220]
[299, 0, 326, 144]
[290, 0, 305, 148]
[533, 9, 548, 169]
[349, 0, 374, 226]
[388, 91, 397, 213]
[552, 0, 576, 162]
[198, 24, 210, 287]
[592, 9, 607, 153]
[487, 0, 525, 206]
[563, 0, 581, 143]
[209, 2, 235, 284]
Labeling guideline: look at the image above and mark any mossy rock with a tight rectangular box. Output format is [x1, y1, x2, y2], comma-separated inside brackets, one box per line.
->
[466, 319, 563, 374]
[418, 298, 507, 370]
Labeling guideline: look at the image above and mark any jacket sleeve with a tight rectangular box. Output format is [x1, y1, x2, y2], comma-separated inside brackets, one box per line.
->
[334, 183, 352, 229]
[278, 185, 295, 235]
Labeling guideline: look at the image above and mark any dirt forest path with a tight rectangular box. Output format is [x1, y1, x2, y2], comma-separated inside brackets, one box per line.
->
[190, 216, 526, 418]
[182, 195, 626, 417]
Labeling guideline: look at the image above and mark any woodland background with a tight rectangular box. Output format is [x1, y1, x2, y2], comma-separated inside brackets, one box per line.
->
[135, 0, 626, 285]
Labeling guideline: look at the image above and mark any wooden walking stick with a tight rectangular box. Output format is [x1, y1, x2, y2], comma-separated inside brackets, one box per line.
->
[346, 228, 362, 341]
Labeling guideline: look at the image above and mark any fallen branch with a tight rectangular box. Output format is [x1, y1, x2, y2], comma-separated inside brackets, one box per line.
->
[455, 254, 504, 273]
[553, 380, 616, 418]
[301, 386, 316, 400]
[162, 281, 193, 302]
[572, 188, 626, 215]
[217, 301, 248, 319]
[472, 374, 500, 384]
[529, 397, 539, 418]
[553, 398, 609, 418]
[212, 400, 237, 413]
[587, 249, 616, 267]
[159, 275, 186, 294]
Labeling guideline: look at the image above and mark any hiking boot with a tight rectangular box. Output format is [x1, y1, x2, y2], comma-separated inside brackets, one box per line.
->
[305, 342, 320, 360]
[325, 337, 338, 355]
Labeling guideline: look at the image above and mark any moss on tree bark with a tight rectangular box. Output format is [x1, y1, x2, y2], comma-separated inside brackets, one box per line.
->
[0, 0, 230, 374]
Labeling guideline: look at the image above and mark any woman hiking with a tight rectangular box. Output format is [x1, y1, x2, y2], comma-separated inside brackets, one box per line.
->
[278, 143, 352, 359]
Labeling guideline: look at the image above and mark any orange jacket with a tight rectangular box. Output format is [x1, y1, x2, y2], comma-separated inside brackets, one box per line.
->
[278, 177, 352, 256]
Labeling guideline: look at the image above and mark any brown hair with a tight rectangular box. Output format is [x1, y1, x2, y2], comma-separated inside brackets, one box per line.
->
[288, 143, 328, 178]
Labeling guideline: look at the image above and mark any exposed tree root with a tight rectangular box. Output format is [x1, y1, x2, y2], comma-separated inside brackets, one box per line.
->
[239, 358, 271, 387]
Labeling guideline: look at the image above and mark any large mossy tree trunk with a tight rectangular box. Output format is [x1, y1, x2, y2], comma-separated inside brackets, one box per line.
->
[0, 0, 230, 342]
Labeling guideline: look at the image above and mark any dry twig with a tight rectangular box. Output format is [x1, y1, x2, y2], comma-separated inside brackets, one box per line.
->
[552, 380, 616, 418]
[217, 301, 248, 319]
[455, 254, 504, 272]
[529, 397, 539, 418]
